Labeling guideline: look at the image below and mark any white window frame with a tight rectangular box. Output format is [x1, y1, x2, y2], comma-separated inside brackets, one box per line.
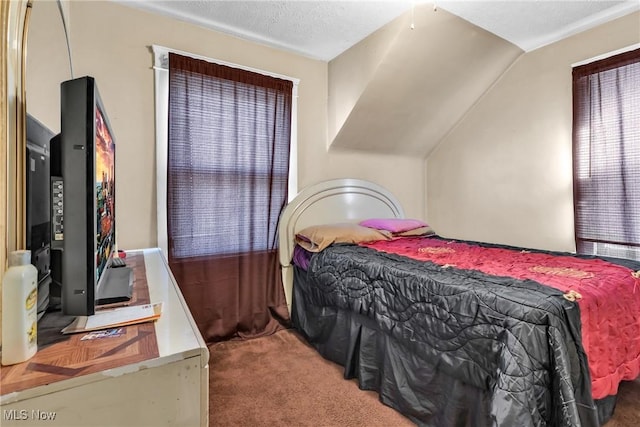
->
[152, 45, 299, 258]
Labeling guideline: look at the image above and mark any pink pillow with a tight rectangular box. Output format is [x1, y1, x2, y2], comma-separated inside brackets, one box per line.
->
[359, 218, 429, 233]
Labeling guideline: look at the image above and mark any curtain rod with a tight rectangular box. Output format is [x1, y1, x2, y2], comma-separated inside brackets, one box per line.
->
[151, 45, 300, 85]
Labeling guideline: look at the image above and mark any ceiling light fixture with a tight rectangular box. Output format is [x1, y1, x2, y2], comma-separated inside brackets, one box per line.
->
[411, 2, 415, 29]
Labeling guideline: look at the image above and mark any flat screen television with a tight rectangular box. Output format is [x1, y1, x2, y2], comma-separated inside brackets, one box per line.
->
[52, 76, 132, 316]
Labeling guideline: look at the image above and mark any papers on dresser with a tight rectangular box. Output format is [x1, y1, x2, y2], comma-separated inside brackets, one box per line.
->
[61, 302, 163, 334]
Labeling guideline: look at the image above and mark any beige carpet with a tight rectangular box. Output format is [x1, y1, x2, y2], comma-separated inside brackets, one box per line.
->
[209, 329, 639, 427]
[209, 329, 413, 426]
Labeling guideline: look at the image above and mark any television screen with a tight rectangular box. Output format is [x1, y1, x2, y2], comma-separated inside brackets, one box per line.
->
[95, 105, 115, 285]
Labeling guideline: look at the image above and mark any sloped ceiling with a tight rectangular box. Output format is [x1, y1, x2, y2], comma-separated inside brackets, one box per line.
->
[329, 4, 523, 156]
[118, 1, 638, 60]
[441, 0, 638, 52]
[118, 0, 638, 158]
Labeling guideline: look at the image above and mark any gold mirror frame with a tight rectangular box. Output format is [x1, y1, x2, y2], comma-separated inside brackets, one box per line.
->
[1, 0, 29, 285]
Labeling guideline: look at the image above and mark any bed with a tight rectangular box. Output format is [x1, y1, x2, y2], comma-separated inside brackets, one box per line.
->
[278, 179, 640, 427]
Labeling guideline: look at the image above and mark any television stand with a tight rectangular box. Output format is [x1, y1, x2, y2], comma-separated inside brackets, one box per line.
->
[0, 248, 209, 426]
[95, 266, 134, 306]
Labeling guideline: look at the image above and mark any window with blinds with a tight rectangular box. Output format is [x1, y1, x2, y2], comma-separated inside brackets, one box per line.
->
[167, 53, 293, 259]
[573, 48, 640, 261]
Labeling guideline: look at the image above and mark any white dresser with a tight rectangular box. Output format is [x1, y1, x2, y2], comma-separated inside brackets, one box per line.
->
[0, 248, 209, 426]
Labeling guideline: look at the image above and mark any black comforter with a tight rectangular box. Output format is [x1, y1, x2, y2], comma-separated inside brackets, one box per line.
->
[292, 244, 599, 427]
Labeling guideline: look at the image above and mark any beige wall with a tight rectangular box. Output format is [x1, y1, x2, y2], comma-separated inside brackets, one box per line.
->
[26, 0, 70, 132]
[30, 2, 634, 254]
[427, 12, 640, 252]
[25, 1, 425, 250]
[329, 4, 523, 157]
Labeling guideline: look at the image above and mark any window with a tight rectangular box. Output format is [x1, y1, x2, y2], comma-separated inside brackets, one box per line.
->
[152, 46, 299, 258]
[573, 47, 640, 261]
[167, 52, 293, 258]
[151, 47, 297, 342]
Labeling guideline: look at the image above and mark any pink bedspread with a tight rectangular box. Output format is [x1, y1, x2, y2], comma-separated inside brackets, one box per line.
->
[361, 237, 640, 399]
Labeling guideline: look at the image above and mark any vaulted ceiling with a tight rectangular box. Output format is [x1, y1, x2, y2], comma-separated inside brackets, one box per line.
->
[328, 4, 523, 156]
[120, 1, 639, 60]
[119, 1, 640, 157]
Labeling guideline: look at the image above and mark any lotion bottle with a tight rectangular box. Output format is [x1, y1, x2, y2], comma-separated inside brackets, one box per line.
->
[1, 250, 38, 365]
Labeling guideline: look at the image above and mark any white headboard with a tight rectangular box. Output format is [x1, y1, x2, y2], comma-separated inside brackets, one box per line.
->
[278, 178, 405, 313]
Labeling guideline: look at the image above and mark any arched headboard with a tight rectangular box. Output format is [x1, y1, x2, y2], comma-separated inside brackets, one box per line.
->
[278, 178, 405, 313]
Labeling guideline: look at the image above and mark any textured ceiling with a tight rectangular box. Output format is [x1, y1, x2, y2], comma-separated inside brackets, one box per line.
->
[119, 0, 640, 60]
[442, 0, 640, 52]
[120, 0, 414, 60]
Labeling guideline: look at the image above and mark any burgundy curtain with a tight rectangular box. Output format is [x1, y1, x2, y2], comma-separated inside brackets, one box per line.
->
[573, 48, 640, 261]
[167, 53, 292, 343]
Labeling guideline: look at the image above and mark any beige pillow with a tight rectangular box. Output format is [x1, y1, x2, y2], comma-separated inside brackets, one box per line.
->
[394, 226, 435, 237]
[295, 223, 392, 252]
